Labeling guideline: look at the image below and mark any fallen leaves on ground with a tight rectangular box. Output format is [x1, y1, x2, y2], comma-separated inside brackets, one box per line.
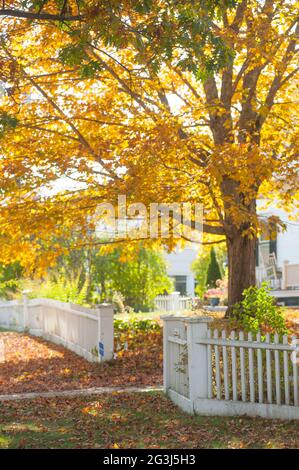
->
[0, 327, 163, 394]
[0, 392, 297, 449]
[285, 310, 299, 335]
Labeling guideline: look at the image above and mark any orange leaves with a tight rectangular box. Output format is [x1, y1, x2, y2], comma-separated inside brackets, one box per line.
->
[0, 324, 163, 395]
[0, 1, 298, 271]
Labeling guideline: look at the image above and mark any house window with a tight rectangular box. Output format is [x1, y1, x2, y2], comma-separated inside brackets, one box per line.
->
[172, 275, 187, 295]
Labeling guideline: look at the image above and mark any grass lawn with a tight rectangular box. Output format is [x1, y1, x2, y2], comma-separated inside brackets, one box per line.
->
[0, 392, 298, 449]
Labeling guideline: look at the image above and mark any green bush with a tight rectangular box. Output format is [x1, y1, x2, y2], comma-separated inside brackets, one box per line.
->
[114, 317, 161, 351]
[0, 262, 22, 299]
[232, 283, 288, 335]
[21, 272, 89, 305]
[114, 317, 161, 333]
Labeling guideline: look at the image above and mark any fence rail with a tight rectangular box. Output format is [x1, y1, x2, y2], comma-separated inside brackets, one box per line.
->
[0, 296, 114, 362]
[163, 316, 299, 420]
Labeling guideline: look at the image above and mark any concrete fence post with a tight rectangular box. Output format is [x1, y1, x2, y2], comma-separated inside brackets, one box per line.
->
[22, 291, 29, 330]
[161, 315, 188, 393]
[186, 317, 213, 406]
[96, 303, 114, 361]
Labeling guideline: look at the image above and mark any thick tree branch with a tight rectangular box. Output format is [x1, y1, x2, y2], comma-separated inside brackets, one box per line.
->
[230, 0, 247, 32]
[0, 8, 83, 21]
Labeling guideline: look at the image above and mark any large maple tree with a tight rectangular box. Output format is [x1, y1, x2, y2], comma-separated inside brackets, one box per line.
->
[0, 1, 298, 311]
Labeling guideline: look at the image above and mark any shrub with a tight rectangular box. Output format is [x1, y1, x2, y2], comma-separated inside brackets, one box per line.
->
[0, 262, 22, 299]
[114, 317, 161, 351]
[114, 317, 161, 333]
[232, 283, 288, 335]
[21, 271, 89, 305]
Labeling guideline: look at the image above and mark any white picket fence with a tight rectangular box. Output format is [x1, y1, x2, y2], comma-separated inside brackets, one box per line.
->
[0, 296, 114, 362]
[155, 292, 192, 312]
[162, 316, 299, 420]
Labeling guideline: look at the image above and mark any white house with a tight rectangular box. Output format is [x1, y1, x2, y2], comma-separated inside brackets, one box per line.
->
[256, 202, 299, 305]
[163, 203, 299, 305]
[164, 246, 198, 296]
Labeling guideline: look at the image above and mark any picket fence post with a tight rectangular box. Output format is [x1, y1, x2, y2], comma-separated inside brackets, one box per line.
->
[186, 317, 213, 407]
[96, 303, 114, 361]
[170, 292, 180, 311]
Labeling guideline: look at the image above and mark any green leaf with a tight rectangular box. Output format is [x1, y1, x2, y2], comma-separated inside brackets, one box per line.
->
[79, 61, 102, 78]
[0, 112, 18, 138]
[58, 43, 87, 66]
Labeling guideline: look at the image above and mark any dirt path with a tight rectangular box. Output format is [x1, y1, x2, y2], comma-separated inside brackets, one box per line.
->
[0, 385, 163, 401]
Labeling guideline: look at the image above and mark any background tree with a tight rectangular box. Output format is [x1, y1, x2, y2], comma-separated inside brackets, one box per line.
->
[0, 1, 298, 313]
[17, 241, 172, 311]
[206, 247, 222, 289]
[92, 244, 173, 311]
[192, 244, 226, 297]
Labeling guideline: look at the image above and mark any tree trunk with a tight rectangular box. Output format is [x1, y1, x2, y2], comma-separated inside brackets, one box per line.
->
[226, 231, 257, 316]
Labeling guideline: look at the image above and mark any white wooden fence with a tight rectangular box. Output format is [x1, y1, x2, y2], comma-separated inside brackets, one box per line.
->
[0, 295, 114, 362]
[155, 292, 192, 312]
[163, 316, 299, 420]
